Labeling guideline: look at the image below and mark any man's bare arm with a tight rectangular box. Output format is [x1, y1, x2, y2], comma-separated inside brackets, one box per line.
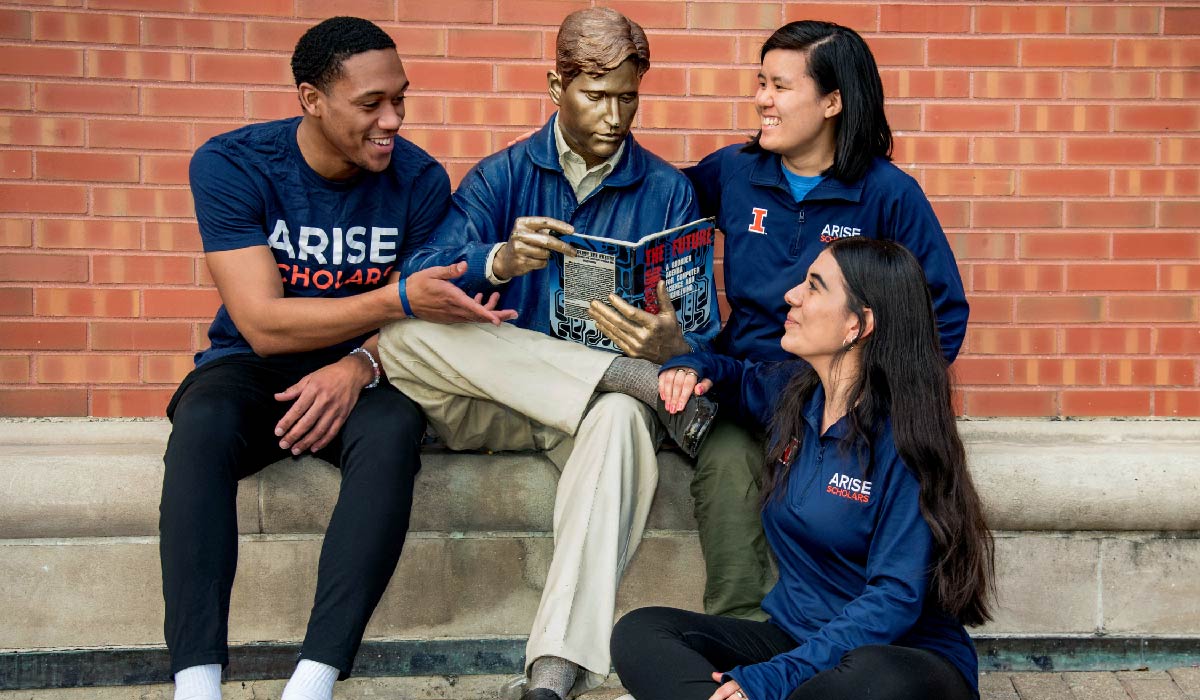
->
[207, 246, 516, 357]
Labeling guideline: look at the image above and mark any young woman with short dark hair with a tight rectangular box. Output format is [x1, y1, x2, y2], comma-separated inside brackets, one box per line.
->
[684, 19, 971, 626]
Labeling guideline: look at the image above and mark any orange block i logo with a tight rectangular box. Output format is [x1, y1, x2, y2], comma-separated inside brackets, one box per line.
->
[748, 207, 768, 234]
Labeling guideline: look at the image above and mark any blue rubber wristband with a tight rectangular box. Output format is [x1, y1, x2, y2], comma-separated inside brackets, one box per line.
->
[398, 277, 415, 318]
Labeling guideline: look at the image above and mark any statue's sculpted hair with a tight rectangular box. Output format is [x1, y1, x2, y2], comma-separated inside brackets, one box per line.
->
[555, 8, 649, 89]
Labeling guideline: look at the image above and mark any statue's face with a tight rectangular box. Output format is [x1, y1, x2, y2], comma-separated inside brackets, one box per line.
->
[550, 57, 641, 168]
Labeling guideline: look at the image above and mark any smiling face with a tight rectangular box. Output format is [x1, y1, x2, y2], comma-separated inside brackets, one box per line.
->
[756, 48, 841, 175]
[297, 48, 408, 180]
[781, 249, 861, 364]
[550, 57, 641, 168]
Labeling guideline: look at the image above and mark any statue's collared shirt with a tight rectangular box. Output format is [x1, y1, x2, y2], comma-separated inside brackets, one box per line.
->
[553, 116, 626, 203]
[483, 117, 627, 284]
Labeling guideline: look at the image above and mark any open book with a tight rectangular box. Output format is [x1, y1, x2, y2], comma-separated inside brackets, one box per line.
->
[547, 217, 717, 352]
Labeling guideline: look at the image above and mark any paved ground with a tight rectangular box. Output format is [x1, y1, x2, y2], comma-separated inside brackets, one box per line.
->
[983, 669, 1199, 699]
[2, 668, 1198, 699]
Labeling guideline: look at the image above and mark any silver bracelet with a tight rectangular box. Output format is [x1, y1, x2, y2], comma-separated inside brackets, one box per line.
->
[348, 347, 380, 389]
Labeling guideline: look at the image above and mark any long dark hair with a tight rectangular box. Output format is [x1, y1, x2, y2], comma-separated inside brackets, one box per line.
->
[745, 20, 892, 183]
[762, 238, 994, 626]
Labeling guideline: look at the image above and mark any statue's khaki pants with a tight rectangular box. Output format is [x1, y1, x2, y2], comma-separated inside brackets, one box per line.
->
[377, 320, 662, 694]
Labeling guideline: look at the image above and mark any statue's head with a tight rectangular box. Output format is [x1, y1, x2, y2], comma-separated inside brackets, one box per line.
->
[548, 8, 650, 167]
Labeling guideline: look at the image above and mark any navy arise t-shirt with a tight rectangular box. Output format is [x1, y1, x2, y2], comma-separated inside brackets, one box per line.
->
[189, 117, 450, 366]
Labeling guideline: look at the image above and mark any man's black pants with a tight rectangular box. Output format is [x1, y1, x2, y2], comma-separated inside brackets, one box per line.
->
[612, 606, 975, 700]
[159, 352, 425, 677]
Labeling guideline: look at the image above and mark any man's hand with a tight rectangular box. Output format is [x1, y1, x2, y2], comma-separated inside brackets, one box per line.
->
[709, 672, 748, 700]
[588, 280, 690, 363]
[406, 261, 519, 325]
[274, 355, 369, 455]
[492, 217, 576, 280]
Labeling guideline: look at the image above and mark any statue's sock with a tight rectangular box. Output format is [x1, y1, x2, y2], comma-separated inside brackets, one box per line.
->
[597, 356, 659, 407]
[529, 656, 578, 700]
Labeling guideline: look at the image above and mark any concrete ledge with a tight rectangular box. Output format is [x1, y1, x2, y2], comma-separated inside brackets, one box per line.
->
[1, 418, 1198, 538]
[1, 531, 1197, 651]
[0, 533, 704, 650]
[962, 420, 1200, 531]
[2, 418, 1198, 688]
[0, 420, 695, 539]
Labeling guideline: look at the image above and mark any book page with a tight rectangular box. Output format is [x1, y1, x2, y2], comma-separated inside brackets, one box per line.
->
[562, 249, 616, 319]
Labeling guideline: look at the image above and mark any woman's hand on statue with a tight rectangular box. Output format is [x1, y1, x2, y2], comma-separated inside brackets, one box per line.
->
[658, 365, 712, 414]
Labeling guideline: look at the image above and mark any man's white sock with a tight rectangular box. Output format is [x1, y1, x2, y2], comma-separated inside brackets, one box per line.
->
[174, 664, 222, 700]
[280, 659, 339, 700]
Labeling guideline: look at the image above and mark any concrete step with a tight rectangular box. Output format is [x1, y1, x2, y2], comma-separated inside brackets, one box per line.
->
[0, 420, 696, 539]
[2, 418, 1198, 689]
[2, 418, 1199, 539]
[961, 419, 1200, 531]
[1, 530, 1197, 651]
[0, 533, 701, 650]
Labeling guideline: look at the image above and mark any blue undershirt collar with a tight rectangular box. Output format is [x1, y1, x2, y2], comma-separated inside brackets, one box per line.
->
[782, 161, 825, 202]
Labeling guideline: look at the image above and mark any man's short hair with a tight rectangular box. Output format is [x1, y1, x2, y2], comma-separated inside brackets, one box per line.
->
[555, 8, 649, 89]
[291, 16, 396, 92]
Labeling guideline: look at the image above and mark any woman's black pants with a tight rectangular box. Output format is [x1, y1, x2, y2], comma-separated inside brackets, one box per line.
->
[159, 353, 425, 677]
[612, 607, 975, 700]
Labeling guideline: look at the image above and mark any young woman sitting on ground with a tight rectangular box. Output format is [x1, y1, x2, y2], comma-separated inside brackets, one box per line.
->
[610, 237, 994, 700]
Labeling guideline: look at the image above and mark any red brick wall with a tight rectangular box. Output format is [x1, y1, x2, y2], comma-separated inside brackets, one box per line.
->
[0, 2, 1196, 418]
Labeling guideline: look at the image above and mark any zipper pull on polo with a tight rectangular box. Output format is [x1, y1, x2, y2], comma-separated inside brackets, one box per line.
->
[790, 208, 805, 256]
